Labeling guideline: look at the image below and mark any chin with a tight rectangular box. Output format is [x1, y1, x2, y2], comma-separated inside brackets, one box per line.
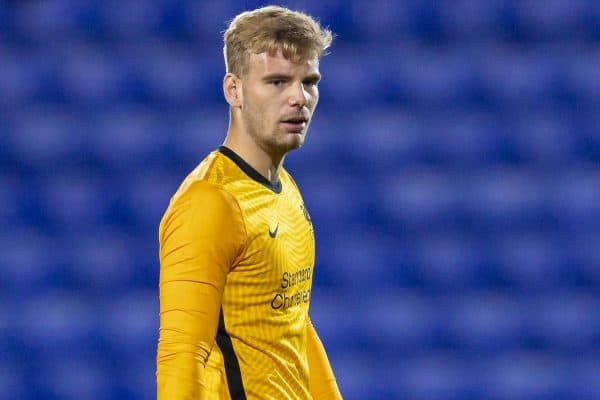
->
[287, 134, 306, 150]
[271, 129, 307, 153]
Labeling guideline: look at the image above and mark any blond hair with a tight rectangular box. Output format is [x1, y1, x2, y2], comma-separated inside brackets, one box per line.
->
[223, 6, 333, 76]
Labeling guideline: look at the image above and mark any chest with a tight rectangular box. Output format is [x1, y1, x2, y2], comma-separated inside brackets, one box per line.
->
[235, 185, 315, 291]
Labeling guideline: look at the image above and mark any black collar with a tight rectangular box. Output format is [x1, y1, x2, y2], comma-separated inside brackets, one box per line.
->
[218, 146, 282, 194]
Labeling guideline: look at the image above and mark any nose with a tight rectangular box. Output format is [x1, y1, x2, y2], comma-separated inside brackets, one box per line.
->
[288, 81, 309, 108]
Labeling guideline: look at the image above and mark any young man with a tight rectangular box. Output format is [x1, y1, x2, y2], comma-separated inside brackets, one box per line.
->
[156, 6, 342, 400]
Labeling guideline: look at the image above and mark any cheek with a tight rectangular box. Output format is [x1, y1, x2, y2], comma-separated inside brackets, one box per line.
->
[309, 89, 319, 108]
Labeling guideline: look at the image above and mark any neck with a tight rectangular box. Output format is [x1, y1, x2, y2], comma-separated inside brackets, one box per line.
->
[223, 125, 284, 184]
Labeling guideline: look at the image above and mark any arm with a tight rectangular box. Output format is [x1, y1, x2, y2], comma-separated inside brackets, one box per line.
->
[307, 317, 343, 399]
[156, 181, 246, 400]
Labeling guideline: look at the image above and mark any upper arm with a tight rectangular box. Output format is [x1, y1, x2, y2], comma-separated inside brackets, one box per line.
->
[158, 181, 247, 336]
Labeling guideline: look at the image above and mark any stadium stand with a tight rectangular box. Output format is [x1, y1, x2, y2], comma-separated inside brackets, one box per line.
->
[0, 1, 598, 399]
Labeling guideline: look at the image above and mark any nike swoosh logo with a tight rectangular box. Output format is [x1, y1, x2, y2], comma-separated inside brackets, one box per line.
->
[269, 224, 279, 238]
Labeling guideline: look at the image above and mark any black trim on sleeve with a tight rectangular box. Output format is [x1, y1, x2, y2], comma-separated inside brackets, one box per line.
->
[216, 309, 248, 400]
[218, 146, 282, 194]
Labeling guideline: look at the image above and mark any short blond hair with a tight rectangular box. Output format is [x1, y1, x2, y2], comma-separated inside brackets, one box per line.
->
[223, 6, 333, 76]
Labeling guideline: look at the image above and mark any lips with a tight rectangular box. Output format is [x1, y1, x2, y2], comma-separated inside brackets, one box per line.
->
[280, 115, 308, 133]
[281, 116, 308, 124]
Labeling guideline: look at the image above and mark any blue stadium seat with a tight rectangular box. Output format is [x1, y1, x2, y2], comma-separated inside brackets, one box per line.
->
[101, 290, 157, 357]
[398, 353, 478, 400]
[319, 108, 422, 170]
[510, 111, 577, 163]
[460, 168, 544, 227]
[420, 111, 501, 165]
[170, 107, 230, 164]
[393, 47, 473, 106]
[0, 4, 12, 35]
[564, 48, 600, 103]
[361, 291, 437, 354]
[18, 292, 95, 357]
[379, 169, 456, 228]
[578, 112, 600, 162]
[443, 292, 523, 353]
[0, 231, 53, 292]
[308, 292, 367, 353]
[548, 168, 600, 228]
[184, 0, 239, 40]
[475, 47, 557, 107]
[36, 357, 112, 400]
[69, 229, 137, 290]
[11, 0, 79, 42]
[0, 363, 26, 400]
[571, 234, 600, 284]
[412, 233, 480, 288]
[347, 0, 412, 41]
[57, 46, 125, 105]
[0, 47, 40, 107]
[526, 291, 600, 350]
[569, 355, 600, 400]
[318, 231, 397, 292]
[7, 109, 83, 168]
[115, 358, 156, 400]
[319, 45, 391, 108]
[135, 47, 214, 103]
[124, 172, 178, 231]
[512, 0, 593, 38]
[296, 174, 364, 228]
[438, 0, 503, 39]
[86, 109, 169, 170]
[331, 351, 387, 400]
[484, 352, 568, 400]
[315, 110, 371, 164]
[38, 174, 107, 230]
[0, 174, 20, 227]
[494, 233, 565, 288]
[100, 0, 163, 38]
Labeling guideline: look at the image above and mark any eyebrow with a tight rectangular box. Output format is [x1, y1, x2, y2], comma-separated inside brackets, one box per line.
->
[262, 73, 321, 82]
[262, 73, 291, 82]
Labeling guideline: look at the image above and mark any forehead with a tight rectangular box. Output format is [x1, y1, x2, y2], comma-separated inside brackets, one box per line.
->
[247, 50, 320, 76]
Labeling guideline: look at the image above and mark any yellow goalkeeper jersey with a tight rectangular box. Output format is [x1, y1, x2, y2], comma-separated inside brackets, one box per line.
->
[157, 146, 341, 400]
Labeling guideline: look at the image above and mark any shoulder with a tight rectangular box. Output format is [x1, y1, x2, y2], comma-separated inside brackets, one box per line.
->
[169, 150, 243, 208]
[159, 179, 247, 246]
[171, 180, 240, 217]
[161, 152, 245, 229]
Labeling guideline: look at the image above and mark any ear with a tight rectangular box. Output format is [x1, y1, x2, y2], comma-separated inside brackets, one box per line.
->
[223, 73, 242, 108]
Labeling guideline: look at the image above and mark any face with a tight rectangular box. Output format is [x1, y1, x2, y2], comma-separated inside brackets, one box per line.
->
[237, 50, 321, 157]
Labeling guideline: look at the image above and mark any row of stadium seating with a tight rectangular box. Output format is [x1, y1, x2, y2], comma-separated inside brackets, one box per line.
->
[1, 108, 598, 169]
[2, 43, 600, 106]
[2, 0, 600, 42]
[2, 288, 599, 399]
[2, 166, 598, 231]
[2, 225, 599, 291]
[3, 288, 599, 356]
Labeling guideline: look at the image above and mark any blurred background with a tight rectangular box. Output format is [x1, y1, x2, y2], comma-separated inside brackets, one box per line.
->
[1, 0, 599, 399]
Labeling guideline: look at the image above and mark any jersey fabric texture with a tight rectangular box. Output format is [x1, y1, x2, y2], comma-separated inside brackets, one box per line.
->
[156, 146, 341, 400]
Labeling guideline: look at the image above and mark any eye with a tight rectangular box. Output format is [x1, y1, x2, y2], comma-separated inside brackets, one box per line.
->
[270, 80, 284, 87]
[303, 79, 319, 88]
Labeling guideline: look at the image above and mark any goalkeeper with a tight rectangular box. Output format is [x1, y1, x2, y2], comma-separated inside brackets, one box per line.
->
[156, 5, 342, 400]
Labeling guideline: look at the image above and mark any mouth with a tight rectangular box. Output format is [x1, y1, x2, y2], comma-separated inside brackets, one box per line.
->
[280, 116, 309, 133]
